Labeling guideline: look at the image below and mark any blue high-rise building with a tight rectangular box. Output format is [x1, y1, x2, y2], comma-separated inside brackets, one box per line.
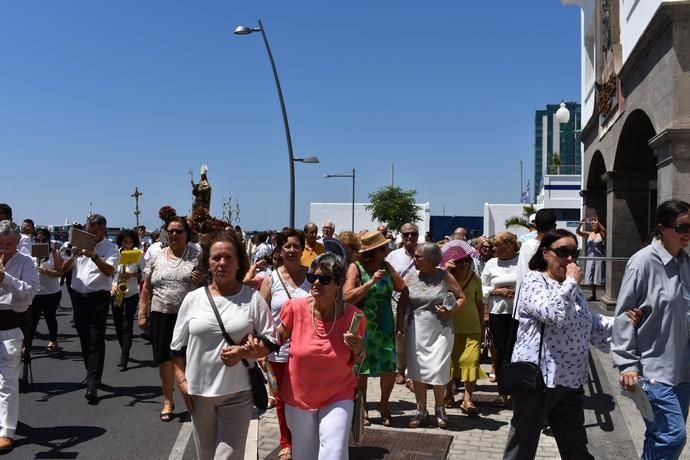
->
[534, 102, 581, 197]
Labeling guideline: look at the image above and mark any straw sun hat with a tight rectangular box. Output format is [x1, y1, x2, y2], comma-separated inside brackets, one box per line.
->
[358, 230, 391, 253]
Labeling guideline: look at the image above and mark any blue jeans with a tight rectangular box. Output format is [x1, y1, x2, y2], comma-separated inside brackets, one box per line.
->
[642, 381, 690, 460]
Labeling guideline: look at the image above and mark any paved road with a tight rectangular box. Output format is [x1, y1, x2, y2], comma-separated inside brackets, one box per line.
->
[8, 286, 187, 460]
[6, 288, 683, 459]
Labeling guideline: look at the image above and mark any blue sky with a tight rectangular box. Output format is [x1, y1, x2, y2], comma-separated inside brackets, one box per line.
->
[1, 1, 581, 231]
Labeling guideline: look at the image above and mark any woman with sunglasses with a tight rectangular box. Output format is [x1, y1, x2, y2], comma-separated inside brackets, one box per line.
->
[503, 229, 613, 459]
[613, 200, 690, 459]
[138, 216, 203, 422]
[260, 228, 311, 460]
[343, 230, 405, 427]
[278, 252, 366, 460]
[29, 228, 64, 353]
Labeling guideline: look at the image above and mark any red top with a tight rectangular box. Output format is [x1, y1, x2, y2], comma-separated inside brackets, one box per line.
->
[280, 297, 366, 410]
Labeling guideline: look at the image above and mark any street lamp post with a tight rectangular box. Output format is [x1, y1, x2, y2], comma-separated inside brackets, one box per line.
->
[234, 20, 319, 228]
[323, 168, 356, 231]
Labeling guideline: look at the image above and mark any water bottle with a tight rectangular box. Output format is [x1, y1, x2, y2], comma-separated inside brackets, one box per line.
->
[442, 292, 456, 310]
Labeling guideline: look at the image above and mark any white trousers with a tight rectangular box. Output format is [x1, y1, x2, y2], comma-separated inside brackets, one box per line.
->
[0, 328, 23, 438]
[285, 399, 354, 460]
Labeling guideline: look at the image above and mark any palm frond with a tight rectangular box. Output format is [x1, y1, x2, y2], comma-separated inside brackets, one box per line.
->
[505, 216, 531, 230]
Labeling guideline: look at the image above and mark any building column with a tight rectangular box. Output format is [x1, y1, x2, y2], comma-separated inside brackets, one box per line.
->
[651, 129, 690, 204]
[600, 170, 654, 308]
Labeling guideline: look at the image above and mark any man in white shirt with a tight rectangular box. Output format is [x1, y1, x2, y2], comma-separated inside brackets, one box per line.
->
[63, 214, 119, 404]
[18, 219, 35, 257]
[385, 222, 418, 385]
[0, 220, 38, 453]
[514, 209, 556, 303]
[320, 221, 336, 243]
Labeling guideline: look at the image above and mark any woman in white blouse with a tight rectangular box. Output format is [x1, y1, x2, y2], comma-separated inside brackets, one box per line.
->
[171, 231, 275, 460]
[503, 229, 612, 460]
[480, 231, 519, 404]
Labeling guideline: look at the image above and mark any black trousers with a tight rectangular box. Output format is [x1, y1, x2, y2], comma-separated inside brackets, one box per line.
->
[71, 291, 110, 389]
[111, 294, 138, 360]
[504, 386, 594, 460]
[489, 313, 517, 380]
[31, 291, 62, 344]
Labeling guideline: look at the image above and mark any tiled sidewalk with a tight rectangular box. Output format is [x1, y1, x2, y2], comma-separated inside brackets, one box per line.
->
[255, 364, 560, 459]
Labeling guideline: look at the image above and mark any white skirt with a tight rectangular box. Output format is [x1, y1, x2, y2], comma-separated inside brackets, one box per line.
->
[405, 309, 453, 385]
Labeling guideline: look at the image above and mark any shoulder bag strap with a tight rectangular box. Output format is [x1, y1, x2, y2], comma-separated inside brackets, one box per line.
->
[275, 268, 292, 300]
[204, 286, 250, 368]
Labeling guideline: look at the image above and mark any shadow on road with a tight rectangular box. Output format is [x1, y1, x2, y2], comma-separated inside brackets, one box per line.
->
[583, 352, 615, 431]
[97, 383, 162, 407]
[14, 421, 106, 459]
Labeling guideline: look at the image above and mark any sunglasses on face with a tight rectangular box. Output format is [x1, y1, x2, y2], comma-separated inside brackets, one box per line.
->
[547, 246, 579, 260]
[306, 273, 334, 285]
[665, 223, 690, 234]
[167, 229, 186, 235]
[402, 232, 419, 238]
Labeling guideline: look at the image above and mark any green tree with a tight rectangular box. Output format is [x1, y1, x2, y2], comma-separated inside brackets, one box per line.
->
[505, 204, 537, 230]
[366, 186, 419, 231]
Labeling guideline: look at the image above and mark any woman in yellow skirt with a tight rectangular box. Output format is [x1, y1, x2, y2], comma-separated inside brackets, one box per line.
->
[442, 244, 486, 415]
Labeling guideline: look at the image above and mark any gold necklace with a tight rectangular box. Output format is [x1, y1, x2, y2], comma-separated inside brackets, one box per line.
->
[311, 298, 338, 338]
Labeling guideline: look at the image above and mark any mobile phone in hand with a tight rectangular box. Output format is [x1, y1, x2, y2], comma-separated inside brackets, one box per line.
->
[349, 312, 364, 334]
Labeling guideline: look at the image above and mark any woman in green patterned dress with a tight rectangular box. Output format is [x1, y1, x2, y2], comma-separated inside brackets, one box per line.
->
[344, 231, 406, 427]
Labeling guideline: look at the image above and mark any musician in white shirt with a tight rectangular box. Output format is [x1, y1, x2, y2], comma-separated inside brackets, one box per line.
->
[63, 214, 119, 405]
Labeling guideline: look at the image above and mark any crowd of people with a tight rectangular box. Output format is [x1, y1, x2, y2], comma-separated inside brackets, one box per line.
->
[1, 200, 690, 459]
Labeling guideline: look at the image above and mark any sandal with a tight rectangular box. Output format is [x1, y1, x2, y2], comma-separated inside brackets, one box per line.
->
[160, 404, 175, 423]
[408, 410, 428, 428]
[46, 343, 59, 353]
[435, 406, 449, 429]
[363, 411, 371, 426]
[395, 371, 406, 385]
[460, 401, 479, 416]
[380, 411, 393, 427]
[278, 447, 292, 460]
[444, 397, 455, 409]
[267, 396, 277, 409]
[488, 371, 496, 383]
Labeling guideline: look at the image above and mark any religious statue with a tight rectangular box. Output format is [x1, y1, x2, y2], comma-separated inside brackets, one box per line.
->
[192, 164, 212, 212]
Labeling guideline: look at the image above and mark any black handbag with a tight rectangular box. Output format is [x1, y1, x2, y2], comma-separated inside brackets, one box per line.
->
[497, 323, 545, 394]
[205, 286, 269, 411]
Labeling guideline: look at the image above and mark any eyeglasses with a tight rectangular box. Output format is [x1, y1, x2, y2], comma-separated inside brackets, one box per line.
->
[306, 273, 334, 285]
[402, 232, 419, 238]
[167, 229, 186, 235]
[547, 246, 579, 260]
[665, 223, 690, 234]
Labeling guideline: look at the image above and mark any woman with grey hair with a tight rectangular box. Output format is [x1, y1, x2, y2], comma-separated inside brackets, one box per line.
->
[0, 220, 39, 453]
[279, 252, 366, 459]
[398, 242, 465, 429]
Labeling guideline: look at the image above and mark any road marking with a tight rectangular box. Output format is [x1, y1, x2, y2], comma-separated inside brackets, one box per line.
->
[168, 421, 193, 460]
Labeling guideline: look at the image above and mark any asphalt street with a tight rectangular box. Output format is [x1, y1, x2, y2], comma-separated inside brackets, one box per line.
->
[6, 286, 188, 460]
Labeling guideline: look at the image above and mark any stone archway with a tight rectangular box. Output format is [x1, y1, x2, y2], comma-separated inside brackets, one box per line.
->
[602, 109, 657, 304]
[583, 151, 607, 222]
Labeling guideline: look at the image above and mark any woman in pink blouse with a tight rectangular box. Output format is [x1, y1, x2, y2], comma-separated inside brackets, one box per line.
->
[278, 252, 366, 460]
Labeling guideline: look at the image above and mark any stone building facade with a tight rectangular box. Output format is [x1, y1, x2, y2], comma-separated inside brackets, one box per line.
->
[563, 0, 690, 305]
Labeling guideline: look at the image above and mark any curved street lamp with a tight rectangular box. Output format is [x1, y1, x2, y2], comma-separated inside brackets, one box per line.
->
[323, 169, 356, 231]
[234, 20, 319, 228]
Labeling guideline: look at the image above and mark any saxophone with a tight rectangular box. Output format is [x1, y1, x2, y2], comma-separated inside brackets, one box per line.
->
[113, 264, 128, 307]
[113, 249, 142, 307]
